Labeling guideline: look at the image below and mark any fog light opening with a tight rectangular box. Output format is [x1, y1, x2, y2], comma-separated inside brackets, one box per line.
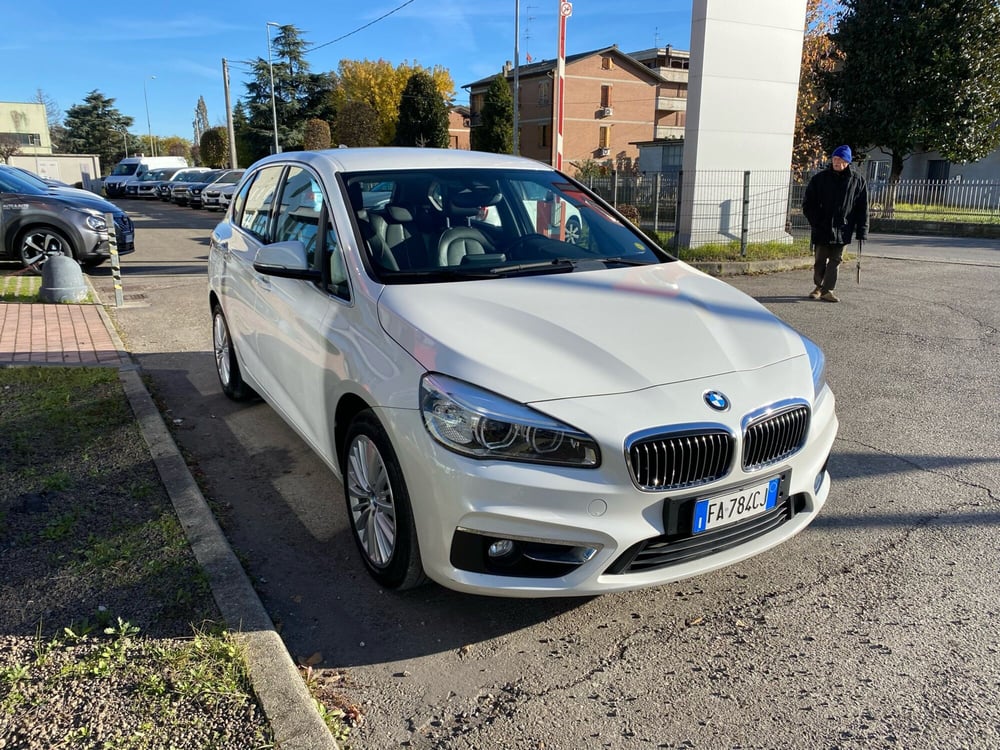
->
[488, 538, 518, 559]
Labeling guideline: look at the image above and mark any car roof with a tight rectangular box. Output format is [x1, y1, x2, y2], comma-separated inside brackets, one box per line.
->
[247, 147, 553, 175]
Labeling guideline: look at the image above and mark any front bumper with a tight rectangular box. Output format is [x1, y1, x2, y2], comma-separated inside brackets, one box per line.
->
[379, 368, 838, 597]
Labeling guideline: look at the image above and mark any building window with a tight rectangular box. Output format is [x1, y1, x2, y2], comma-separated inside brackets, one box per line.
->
[927, 160, 950, 181]
[538, 124, 550, 148]
[537, 81, 551, 105]
[601, 57, 614, 70]
[0, 132, 42, 146]
[599, 126, 611, 149]
[600, 85, 613, 108]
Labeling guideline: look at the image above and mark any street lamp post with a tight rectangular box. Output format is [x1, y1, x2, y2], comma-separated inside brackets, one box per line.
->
[266, 21, 281, 154]
[143, 75, 157, 156]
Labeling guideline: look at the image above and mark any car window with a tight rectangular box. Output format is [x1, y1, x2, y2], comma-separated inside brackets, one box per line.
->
[239, 166, 283, 242]
[275, 167, 323, 262]
[0, 170, 46, 195]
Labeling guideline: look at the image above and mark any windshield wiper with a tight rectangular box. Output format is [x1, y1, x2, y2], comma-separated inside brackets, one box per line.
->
[379, 267, 497, 282]
[489, 258, 578, 275]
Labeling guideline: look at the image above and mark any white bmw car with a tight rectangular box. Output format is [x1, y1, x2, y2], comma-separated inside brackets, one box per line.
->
[208, 148, 837, 597]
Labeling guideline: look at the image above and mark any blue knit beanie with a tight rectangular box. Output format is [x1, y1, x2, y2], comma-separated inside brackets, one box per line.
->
[832, 145, 852, 163]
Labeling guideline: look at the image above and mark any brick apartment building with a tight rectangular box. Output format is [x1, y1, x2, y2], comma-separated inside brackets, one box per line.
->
[464, 45, 689, 174]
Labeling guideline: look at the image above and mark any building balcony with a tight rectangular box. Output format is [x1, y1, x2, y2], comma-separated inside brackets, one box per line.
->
[653, 69, 689, 84]
[654, 125, 685, 140]
[656, 96, 687, 113]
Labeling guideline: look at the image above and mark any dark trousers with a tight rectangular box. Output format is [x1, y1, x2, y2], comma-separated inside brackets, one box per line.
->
[813, 243, 845, 292]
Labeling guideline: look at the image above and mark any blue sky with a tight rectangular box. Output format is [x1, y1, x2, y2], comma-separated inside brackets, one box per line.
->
[5, 1, 692, 142]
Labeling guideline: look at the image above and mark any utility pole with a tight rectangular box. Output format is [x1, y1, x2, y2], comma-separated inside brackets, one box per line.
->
[222, 58, 238, 168]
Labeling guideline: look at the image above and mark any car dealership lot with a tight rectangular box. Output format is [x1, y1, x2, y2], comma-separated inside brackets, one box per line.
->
[89, 201, 999, 749]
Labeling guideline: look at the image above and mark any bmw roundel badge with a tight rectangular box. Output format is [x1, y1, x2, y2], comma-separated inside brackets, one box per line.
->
[704, 390, 730, 412]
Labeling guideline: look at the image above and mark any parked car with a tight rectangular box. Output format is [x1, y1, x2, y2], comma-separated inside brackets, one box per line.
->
[136, 167, 183, 199]
[172, 169, 222, 206]
[159, 168, 211, 202]
[218, 182, 238, 211]
[208, 148, 837, 597]
[185, 169, 235, 209]
[0, 167, 135, 272]
[104, 155, 188, 197]
[201, 170, 245, 210]
[3, 165, 100, 200]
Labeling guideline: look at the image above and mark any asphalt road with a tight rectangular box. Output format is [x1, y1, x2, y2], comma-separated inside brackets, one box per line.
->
[89, 200, 1000, 750]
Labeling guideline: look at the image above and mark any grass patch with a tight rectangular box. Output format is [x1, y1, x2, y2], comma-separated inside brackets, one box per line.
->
[0, 366, 279, 748]
[652, 232, 814, 262]
[875, 202, 1000, 224]
[0, 273, 41, 302]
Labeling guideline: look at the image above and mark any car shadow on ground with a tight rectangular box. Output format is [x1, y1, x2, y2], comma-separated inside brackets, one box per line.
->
[133, 350, 594, 670]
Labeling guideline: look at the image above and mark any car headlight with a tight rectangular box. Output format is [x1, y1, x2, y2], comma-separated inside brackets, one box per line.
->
[80, 212, 108, 232]
[420, 373, 600, 467]
[801, 334, 827, 395]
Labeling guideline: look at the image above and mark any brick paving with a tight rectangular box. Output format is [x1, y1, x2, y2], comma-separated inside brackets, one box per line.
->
[0, 303, 123, 366]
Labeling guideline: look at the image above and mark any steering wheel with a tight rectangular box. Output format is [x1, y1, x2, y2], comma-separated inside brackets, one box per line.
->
[503, 233, 549, 260]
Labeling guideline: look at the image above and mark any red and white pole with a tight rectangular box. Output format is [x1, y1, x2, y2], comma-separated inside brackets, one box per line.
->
[552, 0, 572, 171]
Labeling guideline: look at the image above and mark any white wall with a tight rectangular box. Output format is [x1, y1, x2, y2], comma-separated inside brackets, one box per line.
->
[679, 0, 807, 246]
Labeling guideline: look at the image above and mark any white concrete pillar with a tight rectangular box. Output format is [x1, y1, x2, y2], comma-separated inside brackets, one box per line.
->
[680, 0, 807, 247]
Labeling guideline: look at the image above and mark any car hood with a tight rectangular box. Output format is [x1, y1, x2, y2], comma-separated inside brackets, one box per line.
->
[377, 261, 806, 403]
[7, 190, 124, 216]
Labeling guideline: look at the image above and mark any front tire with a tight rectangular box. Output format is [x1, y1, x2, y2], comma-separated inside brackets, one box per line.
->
[212, 304, 255, 401]
[18, 227, 73, 274]
[343, 411, 426, 590]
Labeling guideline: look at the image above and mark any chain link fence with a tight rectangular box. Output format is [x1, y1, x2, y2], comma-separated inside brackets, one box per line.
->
[578, 170, 1000, 250]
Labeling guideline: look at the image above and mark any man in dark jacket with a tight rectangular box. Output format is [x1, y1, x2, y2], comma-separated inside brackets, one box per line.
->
[802, 145, 869, 302]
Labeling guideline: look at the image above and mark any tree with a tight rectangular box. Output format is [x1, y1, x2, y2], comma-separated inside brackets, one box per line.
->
[303, 118, 331, 150]
[34, 89, 66, 152]
[160, 136, 192, 161]
[200, 126, 229, 167]
[193, 96, 210, 147]
[0, 135, 21, 164]
[793, 0, 843, 173]
[239, 25, 324, 160]
[816, 0, 1000, 184]
[395, 71, 449, 148]
[470, 74, 513, 154]
[62, 90, 134, 172]
[335, 59, 454, 145]
[334, 100, 381, 147]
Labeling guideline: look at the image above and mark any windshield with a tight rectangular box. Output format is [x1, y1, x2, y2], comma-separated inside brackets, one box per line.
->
[5, 167, 48, 190]
[111, 162, 139, 176]
[0, 169, 48, 195]
[215, 170, 244, 185]
[342, 167, 670, 284]
[179, 171, 210, 182]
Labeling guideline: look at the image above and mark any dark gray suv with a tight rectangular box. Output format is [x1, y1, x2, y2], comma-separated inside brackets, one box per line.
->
[0, 167, 135, 272]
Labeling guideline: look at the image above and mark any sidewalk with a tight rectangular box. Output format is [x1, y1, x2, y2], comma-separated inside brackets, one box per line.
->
[0, 293, 340, 750]
[0, 301, 123, 366]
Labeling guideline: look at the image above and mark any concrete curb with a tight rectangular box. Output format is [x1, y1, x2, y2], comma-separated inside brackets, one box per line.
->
[87, 277, 339, 750]
[687, 256, 815, 277]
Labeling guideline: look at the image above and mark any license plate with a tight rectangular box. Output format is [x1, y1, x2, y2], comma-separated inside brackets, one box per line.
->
[692, 476, 780, 534]
[124, 233, 134, 244]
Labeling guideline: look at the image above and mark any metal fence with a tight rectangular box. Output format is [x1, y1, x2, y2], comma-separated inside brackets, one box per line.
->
[579, 170, 1000, 250]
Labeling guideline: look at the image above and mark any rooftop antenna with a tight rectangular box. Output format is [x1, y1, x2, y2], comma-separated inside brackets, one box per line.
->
[654, 27, 661, 48]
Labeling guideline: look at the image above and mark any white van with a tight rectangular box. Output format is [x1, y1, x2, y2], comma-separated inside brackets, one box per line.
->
[104, 155, 188, 198]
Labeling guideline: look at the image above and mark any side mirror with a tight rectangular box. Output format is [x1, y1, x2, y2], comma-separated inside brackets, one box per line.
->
[253, 240, 321, 281]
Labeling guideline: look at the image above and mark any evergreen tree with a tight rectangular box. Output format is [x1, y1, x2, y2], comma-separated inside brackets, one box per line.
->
[303, 119, 332, 150]
[193, 96, 210, 146]
[62, 90, 134, 172]
[334, 100, 381, 147]
[816, 0, 1000, 182]
[471, 75, 513, 154]
[200, 126, 229, 167]
[395, 71, 449, 148]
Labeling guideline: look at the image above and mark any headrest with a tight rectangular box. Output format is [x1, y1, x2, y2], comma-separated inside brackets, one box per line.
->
[450, 186, 502, 210]
[385, 205, 414, 223]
